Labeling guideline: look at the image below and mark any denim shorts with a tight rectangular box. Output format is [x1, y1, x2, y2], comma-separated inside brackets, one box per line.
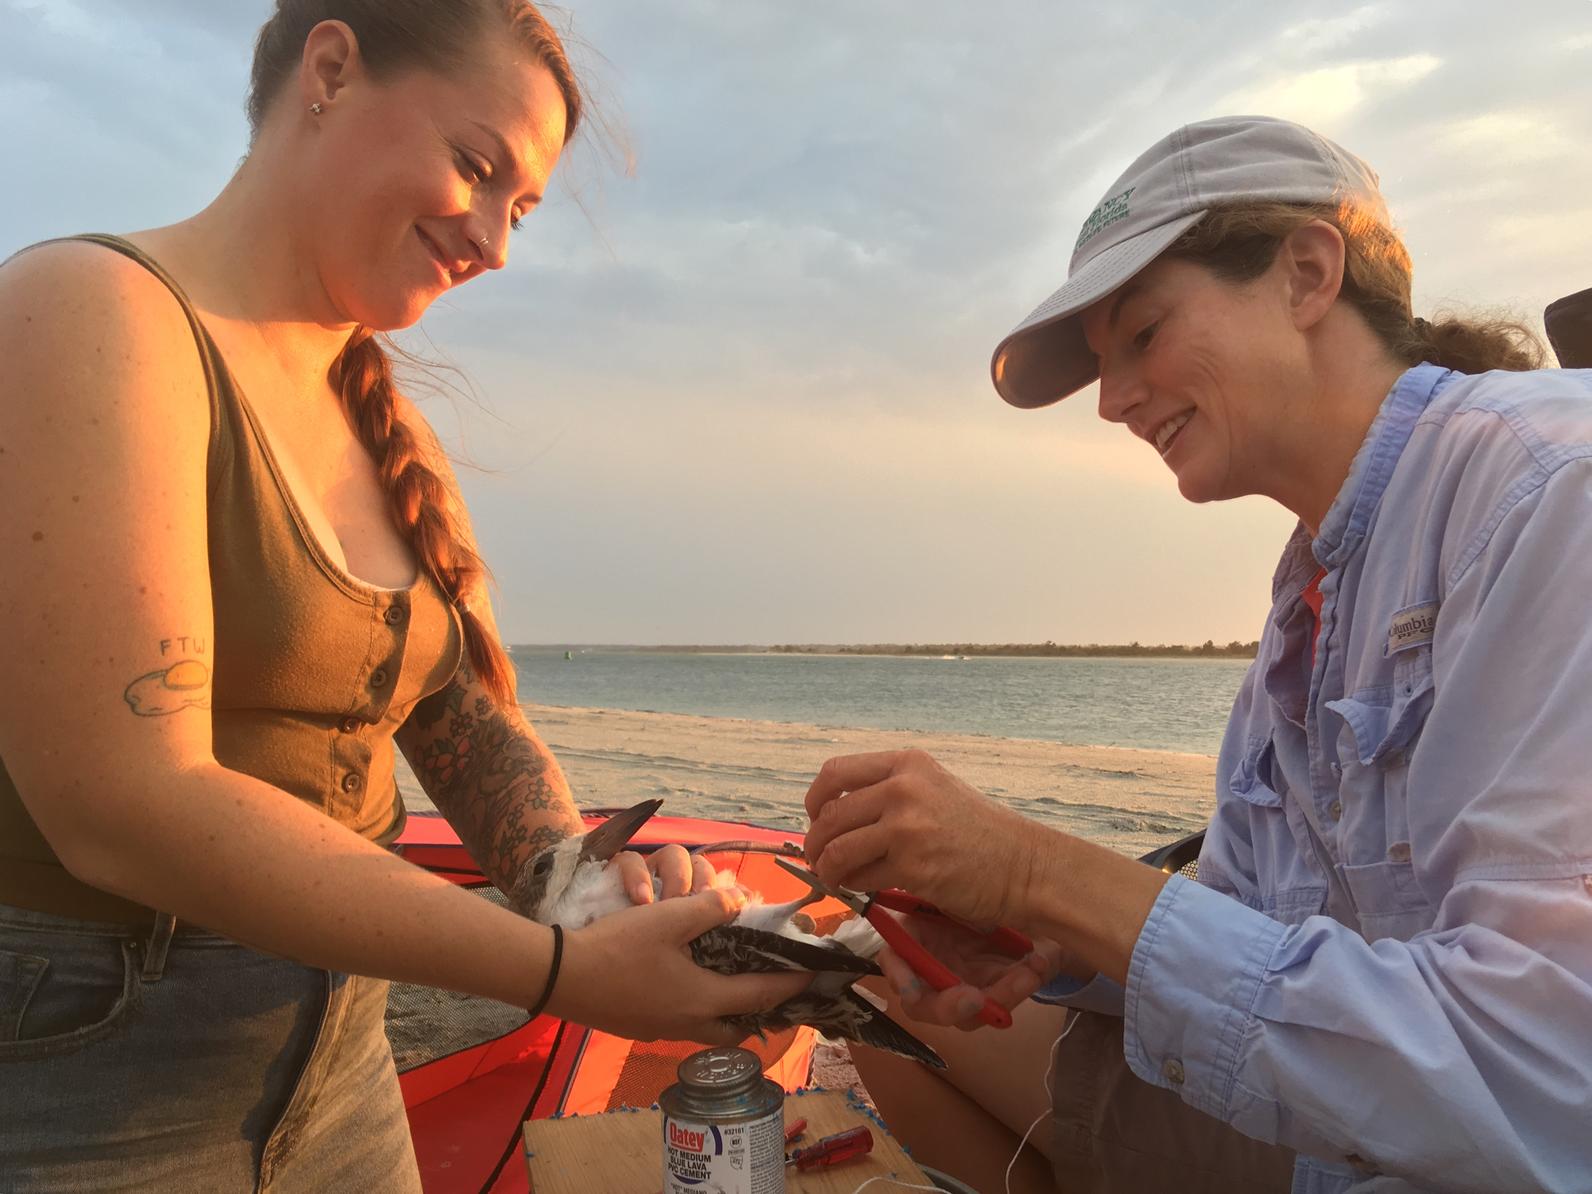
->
[0, 902, 421, 1193]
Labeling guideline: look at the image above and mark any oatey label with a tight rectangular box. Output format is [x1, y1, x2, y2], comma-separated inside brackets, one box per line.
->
[663, 1111, 784, 1193]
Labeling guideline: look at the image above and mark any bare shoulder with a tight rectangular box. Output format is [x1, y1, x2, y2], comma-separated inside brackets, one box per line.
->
[0, 238, 206, 386]
[0, 237, 214, 514]
[1, 237, 190, 322]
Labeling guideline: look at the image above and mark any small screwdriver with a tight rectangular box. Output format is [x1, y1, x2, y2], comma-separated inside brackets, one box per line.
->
[785, 1125, 874, 1171]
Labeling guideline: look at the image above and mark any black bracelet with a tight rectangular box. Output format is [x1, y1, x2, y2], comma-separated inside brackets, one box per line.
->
[527, 923, 563, 1020]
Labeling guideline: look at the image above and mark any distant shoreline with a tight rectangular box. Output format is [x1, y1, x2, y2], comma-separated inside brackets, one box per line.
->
[512, 642, 1260, 660]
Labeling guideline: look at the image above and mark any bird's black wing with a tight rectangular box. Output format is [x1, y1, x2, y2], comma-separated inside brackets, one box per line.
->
[692, 925, 944, 1070]
[689, 924, 880, 977]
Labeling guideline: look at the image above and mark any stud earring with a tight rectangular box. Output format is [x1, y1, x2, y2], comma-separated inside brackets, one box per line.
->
[310, 102, 324, 115]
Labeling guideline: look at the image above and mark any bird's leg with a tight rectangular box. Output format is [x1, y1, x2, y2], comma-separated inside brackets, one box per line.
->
[754, 888, 825, 935]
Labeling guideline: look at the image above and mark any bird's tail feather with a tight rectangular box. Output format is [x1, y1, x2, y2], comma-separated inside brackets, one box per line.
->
[841, 990, 946, 1070]
[717, 989, 945, 1071]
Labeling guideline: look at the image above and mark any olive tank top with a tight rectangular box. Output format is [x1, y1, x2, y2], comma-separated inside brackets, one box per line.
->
[0, 234, 463, 924]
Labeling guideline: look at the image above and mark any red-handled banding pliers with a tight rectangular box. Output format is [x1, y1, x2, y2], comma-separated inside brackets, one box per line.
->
[773, 857, 1034, 1029]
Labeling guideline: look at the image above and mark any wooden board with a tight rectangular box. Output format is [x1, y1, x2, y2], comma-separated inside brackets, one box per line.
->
[523, 1088, 935, 1193]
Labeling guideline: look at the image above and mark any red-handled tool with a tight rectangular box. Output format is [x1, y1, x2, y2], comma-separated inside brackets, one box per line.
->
[785, 1125, 874, 1171]
[868, 888, 1034, 959]
[773, 858, 1034, 1030]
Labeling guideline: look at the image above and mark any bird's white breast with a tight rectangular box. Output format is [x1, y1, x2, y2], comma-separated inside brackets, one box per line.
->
[545, 861, 635, 928]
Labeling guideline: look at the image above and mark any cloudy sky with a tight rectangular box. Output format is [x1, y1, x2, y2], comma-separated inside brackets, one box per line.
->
[4, 1, 1589, 645]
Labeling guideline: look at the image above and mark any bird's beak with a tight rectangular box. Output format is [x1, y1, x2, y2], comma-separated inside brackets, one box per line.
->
[578, 799, 664, 863]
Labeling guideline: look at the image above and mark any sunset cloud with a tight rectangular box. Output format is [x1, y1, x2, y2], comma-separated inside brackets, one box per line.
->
[5, 0, 1586, 645]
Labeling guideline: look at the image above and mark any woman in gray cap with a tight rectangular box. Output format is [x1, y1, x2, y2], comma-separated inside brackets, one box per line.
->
[805, 115, 1591, 1193]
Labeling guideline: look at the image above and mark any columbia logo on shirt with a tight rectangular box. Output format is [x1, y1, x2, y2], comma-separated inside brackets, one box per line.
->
[1387, 602, 1439, 654]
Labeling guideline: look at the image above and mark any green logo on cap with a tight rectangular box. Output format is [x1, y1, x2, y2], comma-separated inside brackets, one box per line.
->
[1074, 186, 1135, 253]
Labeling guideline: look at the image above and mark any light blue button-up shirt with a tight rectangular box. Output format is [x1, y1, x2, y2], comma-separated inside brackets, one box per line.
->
[1038, 363, 1592, 1193]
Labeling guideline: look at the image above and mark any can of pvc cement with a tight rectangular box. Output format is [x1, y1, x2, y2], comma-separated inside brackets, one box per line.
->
[660, 1046, 784, 1193]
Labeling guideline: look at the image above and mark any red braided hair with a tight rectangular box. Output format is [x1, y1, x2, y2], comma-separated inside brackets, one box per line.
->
[331, 330, 517, 707]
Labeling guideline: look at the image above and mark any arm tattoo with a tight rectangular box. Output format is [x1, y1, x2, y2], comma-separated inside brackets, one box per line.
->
[124, 636, 211, 716]
[406, 656, 582, 897]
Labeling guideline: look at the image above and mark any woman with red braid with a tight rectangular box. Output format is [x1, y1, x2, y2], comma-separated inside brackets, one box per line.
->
[0, 3, 804, 1187]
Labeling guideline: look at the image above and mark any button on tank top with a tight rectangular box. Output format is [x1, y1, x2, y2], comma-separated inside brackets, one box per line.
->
[0, 234, 463, 924]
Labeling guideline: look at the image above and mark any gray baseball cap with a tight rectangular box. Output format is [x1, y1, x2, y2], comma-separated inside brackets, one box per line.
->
[990, 115, 1391, 409]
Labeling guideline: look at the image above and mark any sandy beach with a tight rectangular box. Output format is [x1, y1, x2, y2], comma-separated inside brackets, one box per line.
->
[399, 702, 1218, 860]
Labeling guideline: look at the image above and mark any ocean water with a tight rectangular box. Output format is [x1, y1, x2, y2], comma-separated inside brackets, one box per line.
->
[511, 648, 1251, 755]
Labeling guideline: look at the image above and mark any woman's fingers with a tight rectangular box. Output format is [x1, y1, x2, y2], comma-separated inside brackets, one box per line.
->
[1024, 939, 1068, 983]
[612, 850, 654, 904]
[972, 960, 1047, 1017]
[810, 822, 894, 891]
[649, 843, 694, 899]
[654, 892, 811, 1031]
[877, 946, 930, 1003]
[823, 858, 900, 897]
[804, 751, 909, 822]
[803, 781, 891, 867]
[895, 965, 1045, 1032]
[690, 851, 717, 893]
[804, 749, 1048, 929]
[556, 889, 819, 1046]
[660, 885, 749, 939]
[615, 845, 718, 903]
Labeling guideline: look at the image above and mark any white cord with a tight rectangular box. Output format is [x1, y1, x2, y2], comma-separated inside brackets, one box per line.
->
[1004, 1009, 1078, 1193]
[847, 1009, 1081, 1194]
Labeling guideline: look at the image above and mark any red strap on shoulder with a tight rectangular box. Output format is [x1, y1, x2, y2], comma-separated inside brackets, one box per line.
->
[1302, 568, 1327, 662]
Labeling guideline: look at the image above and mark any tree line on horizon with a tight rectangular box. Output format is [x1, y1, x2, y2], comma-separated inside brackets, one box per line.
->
[516, 641, 1262, 658]
[771, 640, 1262, 658]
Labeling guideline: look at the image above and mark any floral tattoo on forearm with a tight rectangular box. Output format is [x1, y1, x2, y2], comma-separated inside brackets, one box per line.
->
[404, 656, 582, 899]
